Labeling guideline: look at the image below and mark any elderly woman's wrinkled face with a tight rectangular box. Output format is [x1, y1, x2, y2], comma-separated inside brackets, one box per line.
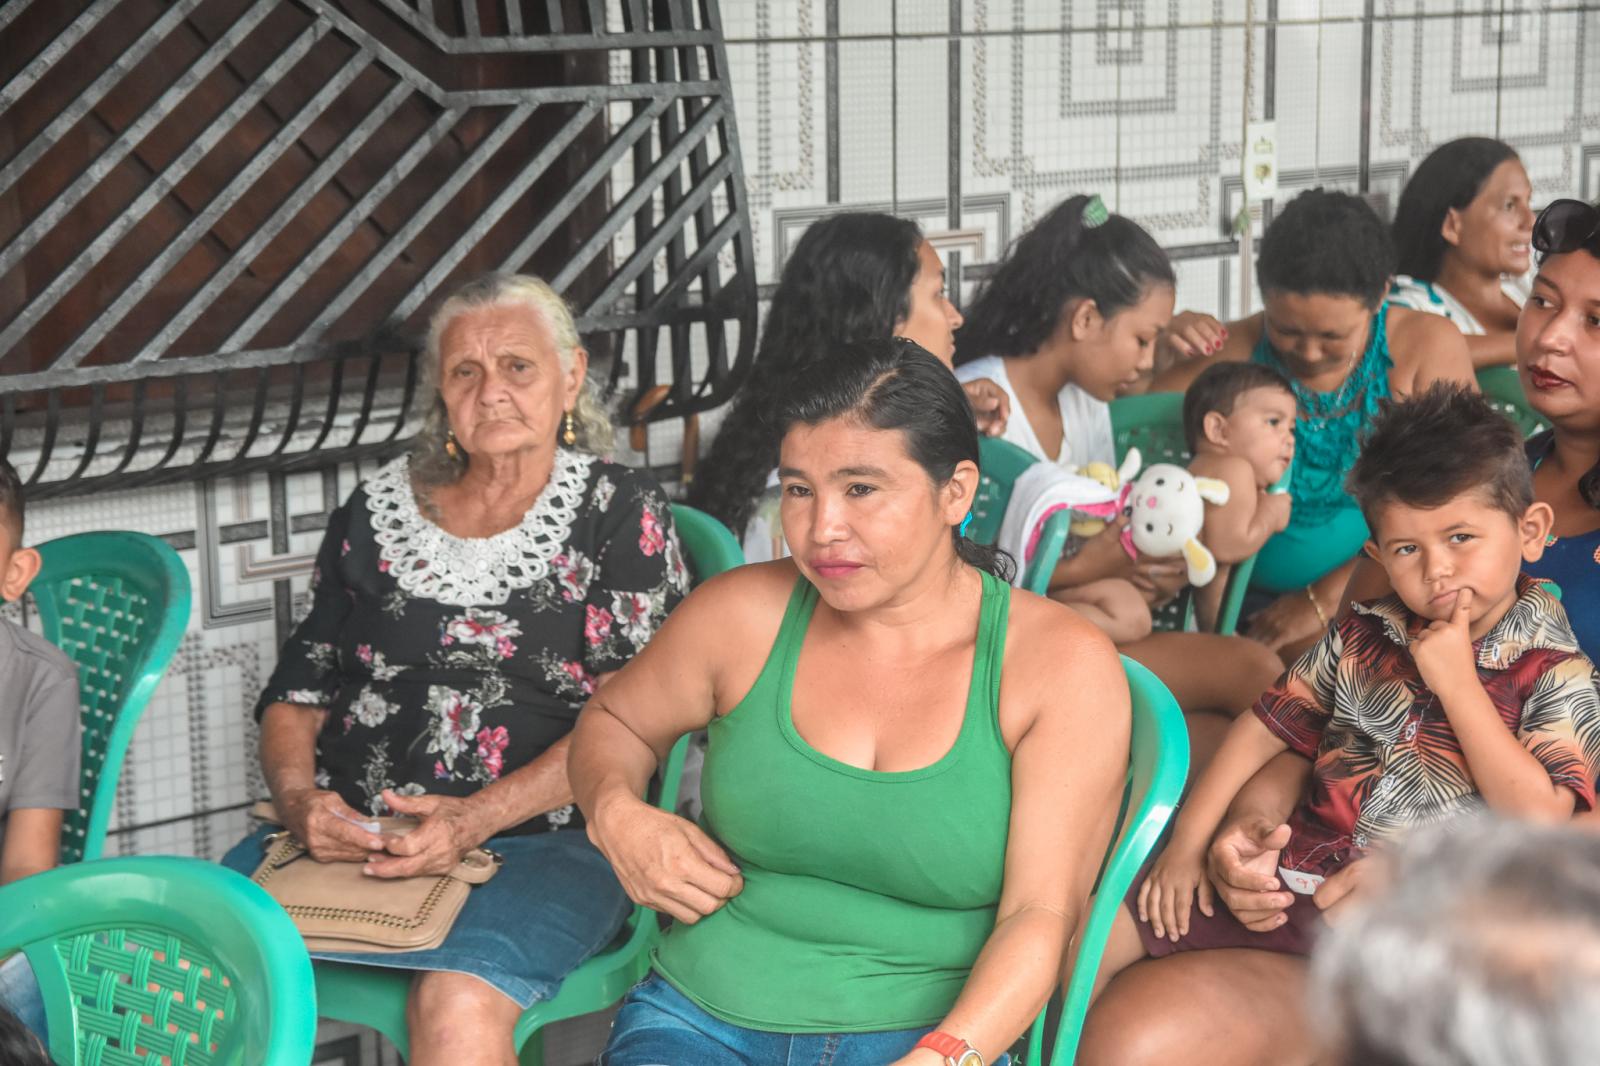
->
[438, 302, 585, 461]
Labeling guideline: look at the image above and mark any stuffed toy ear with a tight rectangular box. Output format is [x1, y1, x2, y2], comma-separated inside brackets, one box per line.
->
[1116, 448, 1142, 487]
[1182, 537, 1218, 586]
[1193, 476, 1231, 506]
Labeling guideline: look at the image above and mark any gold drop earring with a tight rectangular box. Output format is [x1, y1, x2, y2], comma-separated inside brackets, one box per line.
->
[562, 410, 577, 447]
[444, 429, 460, 459]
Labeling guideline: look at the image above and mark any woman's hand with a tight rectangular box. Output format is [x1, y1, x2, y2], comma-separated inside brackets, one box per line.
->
[1312, 854, 1389, 926]
[1138, 842, 1213, 941]
[1205, 816, 1296, 932]
[273, 786, 387, 863]
[961, 377, 1012, 437]
[1157, 311, 1229, 363]
[363, 789, 496, 878]
[1129, 554, 1189, 606]
[1245, 589, 1326, 655]
[588, 793, 744, 924]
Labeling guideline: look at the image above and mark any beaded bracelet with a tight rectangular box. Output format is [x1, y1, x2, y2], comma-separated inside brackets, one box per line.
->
[1305, 584, 1329, 627]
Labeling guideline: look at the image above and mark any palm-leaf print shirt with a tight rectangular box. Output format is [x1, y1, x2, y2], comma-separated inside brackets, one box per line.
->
[254, 450, 689, 834]
[1257, 577, 1600, 877]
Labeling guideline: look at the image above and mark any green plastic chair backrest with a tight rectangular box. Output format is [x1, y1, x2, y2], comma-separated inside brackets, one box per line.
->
[1110, 392, 1190, 467]
[968, 437, 1072, 595]
[1477, 366, 1550, 438]
[0, 856, 317, 1066]
[1026, 657, 1189, 1065]
[29, 532, 191, 864]
[669, 504, 745, 582]
[971, 437, 1039, 545]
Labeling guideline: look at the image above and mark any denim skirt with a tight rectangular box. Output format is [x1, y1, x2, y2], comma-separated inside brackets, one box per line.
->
[222, 824, 630, 1008]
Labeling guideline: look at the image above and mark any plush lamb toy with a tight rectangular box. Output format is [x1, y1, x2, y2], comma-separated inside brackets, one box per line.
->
[1061, 448, 1230, 586]
[1123, 461, 1231, 587]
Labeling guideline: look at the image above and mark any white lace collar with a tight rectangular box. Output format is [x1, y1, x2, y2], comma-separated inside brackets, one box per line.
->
[364, 450, 594, 606]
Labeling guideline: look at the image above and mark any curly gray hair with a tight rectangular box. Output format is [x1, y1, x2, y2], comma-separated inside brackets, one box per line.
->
[411, 273, 614, 485]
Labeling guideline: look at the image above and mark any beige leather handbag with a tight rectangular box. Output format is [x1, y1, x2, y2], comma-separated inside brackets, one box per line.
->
[248, 803, 501, 954]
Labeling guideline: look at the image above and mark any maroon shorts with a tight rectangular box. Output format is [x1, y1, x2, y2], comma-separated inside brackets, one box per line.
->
[1124, 862, 1326, 959]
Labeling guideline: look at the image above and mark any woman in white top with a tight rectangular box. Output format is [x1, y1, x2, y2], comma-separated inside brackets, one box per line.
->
[1388, 137, 1536, 368]
[689, 213, 1009, 563]
[955, 194, 1285, 761]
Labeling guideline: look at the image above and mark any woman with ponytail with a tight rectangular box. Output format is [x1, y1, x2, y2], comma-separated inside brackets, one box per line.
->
[689, 213, 1009, 562]
[571, 338, 1128, 1066]
[957, 193, 1284, 758]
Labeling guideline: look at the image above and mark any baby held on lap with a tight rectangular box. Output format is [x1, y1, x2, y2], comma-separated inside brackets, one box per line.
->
[1183, 362, 1297, 631]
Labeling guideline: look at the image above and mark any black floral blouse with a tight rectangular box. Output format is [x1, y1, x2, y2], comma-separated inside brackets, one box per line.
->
[255, 448, 689, 835]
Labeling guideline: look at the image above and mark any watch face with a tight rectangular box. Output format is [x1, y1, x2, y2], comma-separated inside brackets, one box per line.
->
[955, 1052, 985, 1066]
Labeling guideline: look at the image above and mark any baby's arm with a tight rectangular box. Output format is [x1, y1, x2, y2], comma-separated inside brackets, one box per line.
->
[1189, 454, 1291, 564]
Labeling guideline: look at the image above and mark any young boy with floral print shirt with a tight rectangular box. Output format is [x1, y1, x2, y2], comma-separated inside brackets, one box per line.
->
[1098, 384, 1600, 971]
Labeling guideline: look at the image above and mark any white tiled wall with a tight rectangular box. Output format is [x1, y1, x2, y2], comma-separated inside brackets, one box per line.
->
[21, 2, 1598, 1062]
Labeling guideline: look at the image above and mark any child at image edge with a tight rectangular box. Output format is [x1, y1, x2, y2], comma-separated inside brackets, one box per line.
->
[0, 456, 82, 1044]
[1099, 383, 1600, 973]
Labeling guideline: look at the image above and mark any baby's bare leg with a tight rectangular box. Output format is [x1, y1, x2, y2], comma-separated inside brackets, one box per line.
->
[1052, 579, 1154, 645]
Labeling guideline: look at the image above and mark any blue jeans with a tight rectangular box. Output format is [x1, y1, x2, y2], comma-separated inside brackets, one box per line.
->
[603, 973, 1011, 1066]
[0, 953, 46, 1046]
[222, 824, 630, 1008]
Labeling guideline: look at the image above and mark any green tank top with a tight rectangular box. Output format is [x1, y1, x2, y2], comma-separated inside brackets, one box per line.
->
[652, 569, 1015, 1034]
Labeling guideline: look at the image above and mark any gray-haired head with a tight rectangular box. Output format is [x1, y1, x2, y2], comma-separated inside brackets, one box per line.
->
[1312, 818, 1600, 1066]
[411, 273, 614, 484]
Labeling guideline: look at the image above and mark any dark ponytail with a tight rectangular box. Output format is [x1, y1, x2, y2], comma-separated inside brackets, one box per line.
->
[775, 337, 1016, 583]
[955, 193, 1175, 364]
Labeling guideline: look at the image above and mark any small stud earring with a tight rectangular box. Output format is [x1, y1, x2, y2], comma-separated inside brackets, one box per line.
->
[444, 430, 460, 459]
[562, 410, 577, 447]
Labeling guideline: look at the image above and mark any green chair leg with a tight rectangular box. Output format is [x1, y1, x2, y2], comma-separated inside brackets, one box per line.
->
[1023, 657, 1189, 1065]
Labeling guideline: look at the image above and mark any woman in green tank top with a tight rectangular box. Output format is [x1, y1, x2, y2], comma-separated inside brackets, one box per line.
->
[569, 339, 1132, 1066]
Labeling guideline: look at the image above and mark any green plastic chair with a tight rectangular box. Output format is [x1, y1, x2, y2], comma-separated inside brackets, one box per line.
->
[668, 503, 746, 581]
[27, 532, 191, 864]
[1477, 366, 1550, 439]
[972, 436, 1074, 595]
[313, 503, 743, 1065]
[1023, 657, 1189, 1066]
[0, 856, 317, 1065]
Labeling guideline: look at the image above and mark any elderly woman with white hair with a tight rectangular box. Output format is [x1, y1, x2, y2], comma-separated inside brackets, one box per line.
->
[222, 273, 689, 1064]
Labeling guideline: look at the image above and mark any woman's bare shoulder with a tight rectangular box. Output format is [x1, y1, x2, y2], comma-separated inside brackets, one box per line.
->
[1004, 590, 1124, 688]
[1385, 305, 1475, 391]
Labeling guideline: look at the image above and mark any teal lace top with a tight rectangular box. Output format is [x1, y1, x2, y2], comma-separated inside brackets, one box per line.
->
[1251, 303, 1393, 528]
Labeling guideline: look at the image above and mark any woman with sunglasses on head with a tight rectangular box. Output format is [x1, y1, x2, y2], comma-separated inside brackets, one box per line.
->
[1515, 198, 1600, 659]
[1075, 198, 1600, 1066]
[1387, 138, 1536, 369]
[1153, 189, 1475, 660]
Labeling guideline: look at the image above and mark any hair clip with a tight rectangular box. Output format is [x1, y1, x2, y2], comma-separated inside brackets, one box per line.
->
[1082, 194, 1110, 229]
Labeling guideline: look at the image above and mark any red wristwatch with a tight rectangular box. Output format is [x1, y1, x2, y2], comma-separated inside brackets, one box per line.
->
[915, 1031, 984, 1066]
